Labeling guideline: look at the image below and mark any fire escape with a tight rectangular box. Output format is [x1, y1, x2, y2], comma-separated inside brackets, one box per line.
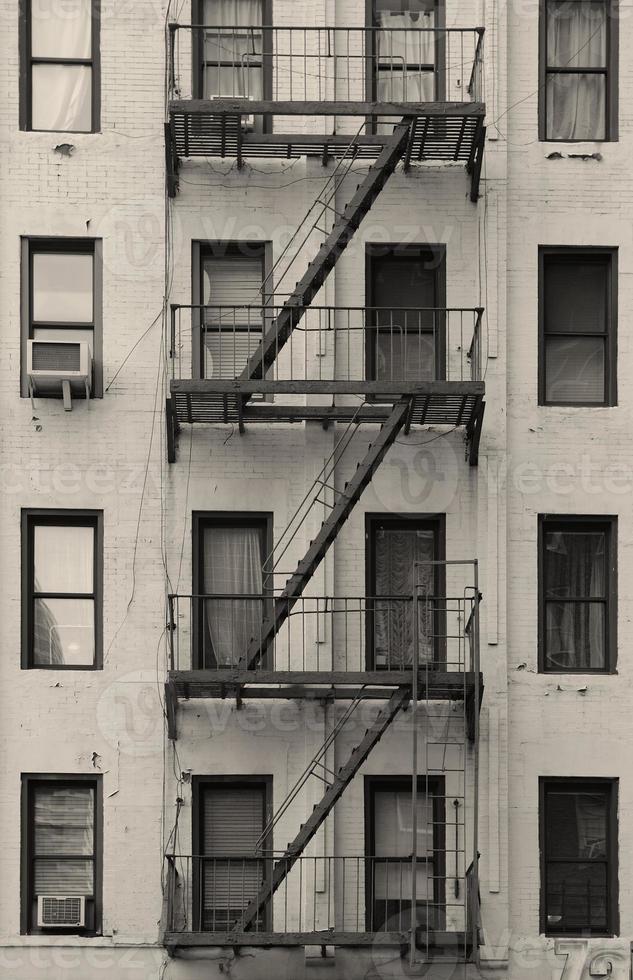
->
[163, 16, 486, 967]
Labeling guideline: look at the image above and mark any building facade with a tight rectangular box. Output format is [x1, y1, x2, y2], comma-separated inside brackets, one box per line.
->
[0, 1, 629, 978]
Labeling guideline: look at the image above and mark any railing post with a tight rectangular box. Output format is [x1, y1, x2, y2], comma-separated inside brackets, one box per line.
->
[409, 577, 419, 966]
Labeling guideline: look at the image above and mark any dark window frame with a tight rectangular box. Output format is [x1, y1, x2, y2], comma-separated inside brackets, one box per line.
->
[539, 777, 619, 937]
[191, 240, 273, 383]
[192, 774, 273, 932]
[21, 509, 104, 670]
[538, 514, 617, 675]
[192, 511, 274, 670]
[21, 773, 103, 936]
[538, 0, 618, 143]
[21, 237, 104, 399]
[538, 246, 617, 407]
[365, 0, 447, 106]
[365, 243, 447, 387]
[364, 775, 446, 933]
[19, 0, 101, 134]
[365, 513, 446, 670]
[192, 0, 273, 131]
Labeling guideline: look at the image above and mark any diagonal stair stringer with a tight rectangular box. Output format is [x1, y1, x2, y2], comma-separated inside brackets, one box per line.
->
[240, 398, 411, 668]
[236, 684, 412, 932]
[242, 121, 413, 383]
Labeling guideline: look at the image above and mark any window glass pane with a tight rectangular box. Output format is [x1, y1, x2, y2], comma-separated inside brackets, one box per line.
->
[203, 64, 263, 98]
[33, 327, 95, 353]
[33, 598, 95, 665]
[377, 70, 435, 102]
[546, 862, 608, 931]
[31, 64, 92, 132]
[204, 27, 262, 63]
[203, 786, 264, 854]
[34, 523, 94, 593]
[545, 600, 605, 670]
[545, 530, 606, 598]
[202, 525, 264, 667]
[376, 331, 436, 383]
[34, 786, 94, 855]
[546, 790, 607, 858]
[373, 527, 435, 667]
[374, 789, 433, 857]
[545, 335, 605, 403]
[372, 256, 437, 308]
[546, 73, 605, 140]
[203, 257, 263, 307]
[31, 0, 92, 59]
[32, 253, 93, 324]
[545, 260, 608, 334]
[203, 0, 263, 27]
[546, 0, 606, 68]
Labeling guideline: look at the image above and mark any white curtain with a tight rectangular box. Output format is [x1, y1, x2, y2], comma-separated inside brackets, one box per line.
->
[546, 0, 606, 139]
[376, 8, 435, 102]
[374, 529, 434, 667]
[31, 0, 92, 59]
[203, 0, 264, 99]
[203, 526, 264, 666]
[31, 64, 92, 133]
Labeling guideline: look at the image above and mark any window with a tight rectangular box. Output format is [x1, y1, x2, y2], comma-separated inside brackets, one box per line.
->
[540, 779, 618, 936]
[193, 0, 272, 124]
[192, 777, 271, 931]
[366, 245, 446, 387]
[366, 515, 445, 669]
[539, 248, 617, 406]
[368, 0, 444, 102]
[193, 513, 272, 669]
[366, 777, 445, 932]
[192, 242, 271, 383]
[21, 775, 102, 935]
[539, 516, 616, 673]
[539, 0, 618, 141]
[22, 510, 103, 669]
[21, 238, 103, 399]
[20, 0, 100, 133]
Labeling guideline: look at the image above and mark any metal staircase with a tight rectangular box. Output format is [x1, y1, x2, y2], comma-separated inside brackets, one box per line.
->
[239, 399, 411, 668]
[244, 122, 412, 382]
[237, 685, 412, 932]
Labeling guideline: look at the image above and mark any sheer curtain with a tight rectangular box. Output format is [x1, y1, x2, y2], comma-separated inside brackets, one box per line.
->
[30, 0, 93, 132]
[374, 529, 434, 667]
[546, 0, 606, 139]
[203, 526, 263, 666]
[545, 530, 606, 669]
[376, 9, 436, 102]
[203, 0, 264, 99]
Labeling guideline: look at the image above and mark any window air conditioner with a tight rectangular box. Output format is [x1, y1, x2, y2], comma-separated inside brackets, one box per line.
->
[37, 895, 86, 929]
[27, 339, 92, 411]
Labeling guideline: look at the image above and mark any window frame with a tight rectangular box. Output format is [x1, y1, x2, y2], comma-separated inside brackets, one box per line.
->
[538, 0, 618, 143]
[364, 775, 446, 933]
[365, 513, 446, 670]
[21, 509, 104, 670]
[539, 777, 619, 937]
[191, 774, 273, 932]
[538, 246, 617, 408]
[365, 243, 447, 387]
[192, 511, 274, 670]
[191, 241, 273, 383]
[21, 237, 104, 400]
[538, 514, 617, 675]
[19, 0, 101, 134]
[21, 773, 103, 936]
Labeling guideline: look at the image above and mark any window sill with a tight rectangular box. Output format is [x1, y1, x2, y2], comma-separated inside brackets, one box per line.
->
[10, 935, 157, 947]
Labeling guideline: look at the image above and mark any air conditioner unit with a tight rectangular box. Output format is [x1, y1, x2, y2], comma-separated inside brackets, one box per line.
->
[27, 339, 92, 411]
[37, 895, 86, 929]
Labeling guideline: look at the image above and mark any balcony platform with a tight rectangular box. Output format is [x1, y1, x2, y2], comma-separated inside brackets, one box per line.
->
[165, 670, 483, 742]
[168, 98, 485, 166]
[164, 929, 474, 955]
[169, 380, 485, 428]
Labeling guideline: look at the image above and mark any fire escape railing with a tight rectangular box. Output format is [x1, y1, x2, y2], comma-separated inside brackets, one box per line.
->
[168, 24, 485, 105]
[167, 592, 480, 675]
[170, 305, 484, 385]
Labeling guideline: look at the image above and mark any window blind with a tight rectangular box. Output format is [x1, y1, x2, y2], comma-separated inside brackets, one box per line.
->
[33, 785, 94, 895]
